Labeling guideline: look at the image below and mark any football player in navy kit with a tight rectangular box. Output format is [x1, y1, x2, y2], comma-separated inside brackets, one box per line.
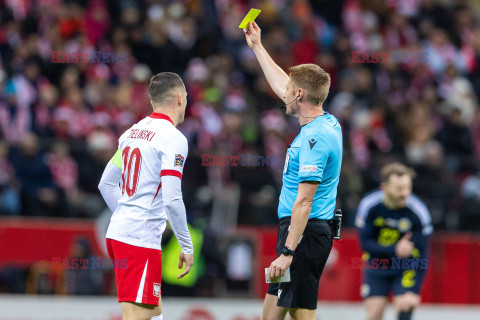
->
[355, 163, 433, 320]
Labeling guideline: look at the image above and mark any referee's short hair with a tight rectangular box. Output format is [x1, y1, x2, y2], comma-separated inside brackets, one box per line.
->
[148, 72, 184, 104]
[289, 64, 331, 106]
[381, 162, 416, 183]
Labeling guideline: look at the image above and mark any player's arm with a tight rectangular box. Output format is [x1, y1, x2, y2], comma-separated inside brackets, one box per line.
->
[411, 231, 429, 281]
[410, 229, 430, 260]
[410, 198, 433, 260]
[160, 134, 194, 278]
[98, 148, 122, 212]
[403, 216, 432, 289]
[244, 21, 289, 103]
[285, 181, 319, 250]
[270, 180, 317, 278]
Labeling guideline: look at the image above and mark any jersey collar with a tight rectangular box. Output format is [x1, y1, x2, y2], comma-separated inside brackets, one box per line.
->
[300, 111, 328, 127]
[150, 112, 174, 125]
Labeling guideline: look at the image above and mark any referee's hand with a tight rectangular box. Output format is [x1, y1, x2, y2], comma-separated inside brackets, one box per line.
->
[177, 252, 194, 279]
[244, 21, 261, 49]
[269, 254, 293, 279]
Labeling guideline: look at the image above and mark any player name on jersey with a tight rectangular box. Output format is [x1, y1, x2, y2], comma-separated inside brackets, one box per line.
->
[127, 129, 156, 142]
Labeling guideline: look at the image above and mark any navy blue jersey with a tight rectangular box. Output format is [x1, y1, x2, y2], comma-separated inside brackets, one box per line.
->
[355, 190, 432, 270]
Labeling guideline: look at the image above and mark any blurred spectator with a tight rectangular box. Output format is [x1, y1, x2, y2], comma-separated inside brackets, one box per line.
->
[439, 64, 478, 125]
[48, 141, 78, 194]
[11, 133, 64, 216]
[84, 0, 110, 46]
[436, 108, 474, 172]
[47, 141, 83, 216]
[460, 169, 480, 230]
[0, 80, 31, 145]
[260, 109, 288, 186]
[383, 12, 418, 50]
[0, 141, 20, 214]
[34, 83, 59, 139]
[424, 28, 466, 76]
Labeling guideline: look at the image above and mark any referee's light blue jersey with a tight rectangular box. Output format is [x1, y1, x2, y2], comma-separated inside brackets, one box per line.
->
[278, 113, 342, 220]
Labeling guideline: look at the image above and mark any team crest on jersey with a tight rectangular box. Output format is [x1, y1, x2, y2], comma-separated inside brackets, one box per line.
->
[153, 282, 161, 297]
[175, 154, 184, 167]
[398, 218, 412, 232]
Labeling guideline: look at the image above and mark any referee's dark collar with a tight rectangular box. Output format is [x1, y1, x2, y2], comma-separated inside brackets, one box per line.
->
[300, 111, 329, 127]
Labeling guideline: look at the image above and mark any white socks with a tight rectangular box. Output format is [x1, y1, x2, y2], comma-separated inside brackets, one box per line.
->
[151, 315, 163, 320]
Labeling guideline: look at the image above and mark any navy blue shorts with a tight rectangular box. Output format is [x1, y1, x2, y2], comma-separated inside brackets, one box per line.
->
[361, 268, 425, 298]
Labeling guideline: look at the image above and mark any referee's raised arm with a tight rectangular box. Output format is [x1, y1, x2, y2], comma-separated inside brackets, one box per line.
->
[244, 21, 289, 103]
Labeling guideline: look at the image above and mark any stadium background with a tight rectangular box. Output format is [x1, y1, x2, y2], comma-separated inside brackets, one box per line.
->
[1, 0, 480, 319]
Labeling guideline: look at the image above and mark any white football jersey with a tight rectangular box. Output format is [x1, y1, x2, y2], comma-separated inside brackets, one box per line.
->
[106, 112, 187, 250]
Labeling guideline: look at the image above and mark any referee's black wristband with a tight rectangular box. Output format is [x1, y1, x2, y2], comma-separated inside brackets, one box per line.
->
[282, 246, 295, 256]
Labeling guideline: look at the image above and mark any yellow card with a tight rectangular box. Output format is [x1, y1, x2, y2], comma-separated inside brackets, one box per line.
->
[238, 8, 261, 29]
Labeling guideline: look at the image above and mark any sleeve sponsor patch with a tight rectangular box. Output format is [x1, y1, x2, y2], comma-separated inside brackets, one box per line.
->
[174, 154, 185, 167]
[299, 165, 317, 173]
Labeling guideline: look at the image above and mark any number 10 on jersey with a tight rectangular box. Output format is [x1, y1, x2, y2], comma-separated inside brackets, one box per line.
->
[122, 147, 142, 197]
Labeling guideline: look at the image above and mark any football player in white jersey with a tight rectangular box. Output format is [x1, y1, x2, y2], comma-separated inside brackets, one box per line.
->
[99, 72, 193, 320]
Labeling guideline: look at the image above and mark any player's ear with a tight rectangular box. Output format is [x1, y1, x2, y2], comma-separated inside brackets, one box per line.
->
[380, 182, 386, 191]
[177, 92, 182, 107]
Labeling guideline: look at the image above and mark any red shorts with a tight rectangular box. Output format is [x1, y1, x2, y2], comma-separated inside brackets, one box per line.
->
[106, 238, 162, 305]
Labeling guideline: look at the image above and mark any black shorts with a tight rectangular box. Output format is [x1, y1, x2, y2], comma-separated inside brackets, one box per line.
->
[267, 217, 333, 310]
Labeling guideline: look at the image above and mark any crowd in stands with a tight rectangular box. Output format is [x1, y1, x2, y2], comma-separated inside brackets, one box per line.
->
[1, 0, 480, 231]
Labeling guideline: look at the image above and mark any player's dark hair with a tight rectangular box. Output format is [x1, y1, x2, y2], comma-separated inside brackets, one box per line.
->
[381, 162, 416, 183]
[148, 72, 184, 104]
[289, 64, 331, 106]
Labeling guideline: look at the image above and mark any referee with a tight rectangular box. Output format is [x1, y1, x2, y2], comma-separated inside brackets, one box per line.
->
[244, 22, 343, 320]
